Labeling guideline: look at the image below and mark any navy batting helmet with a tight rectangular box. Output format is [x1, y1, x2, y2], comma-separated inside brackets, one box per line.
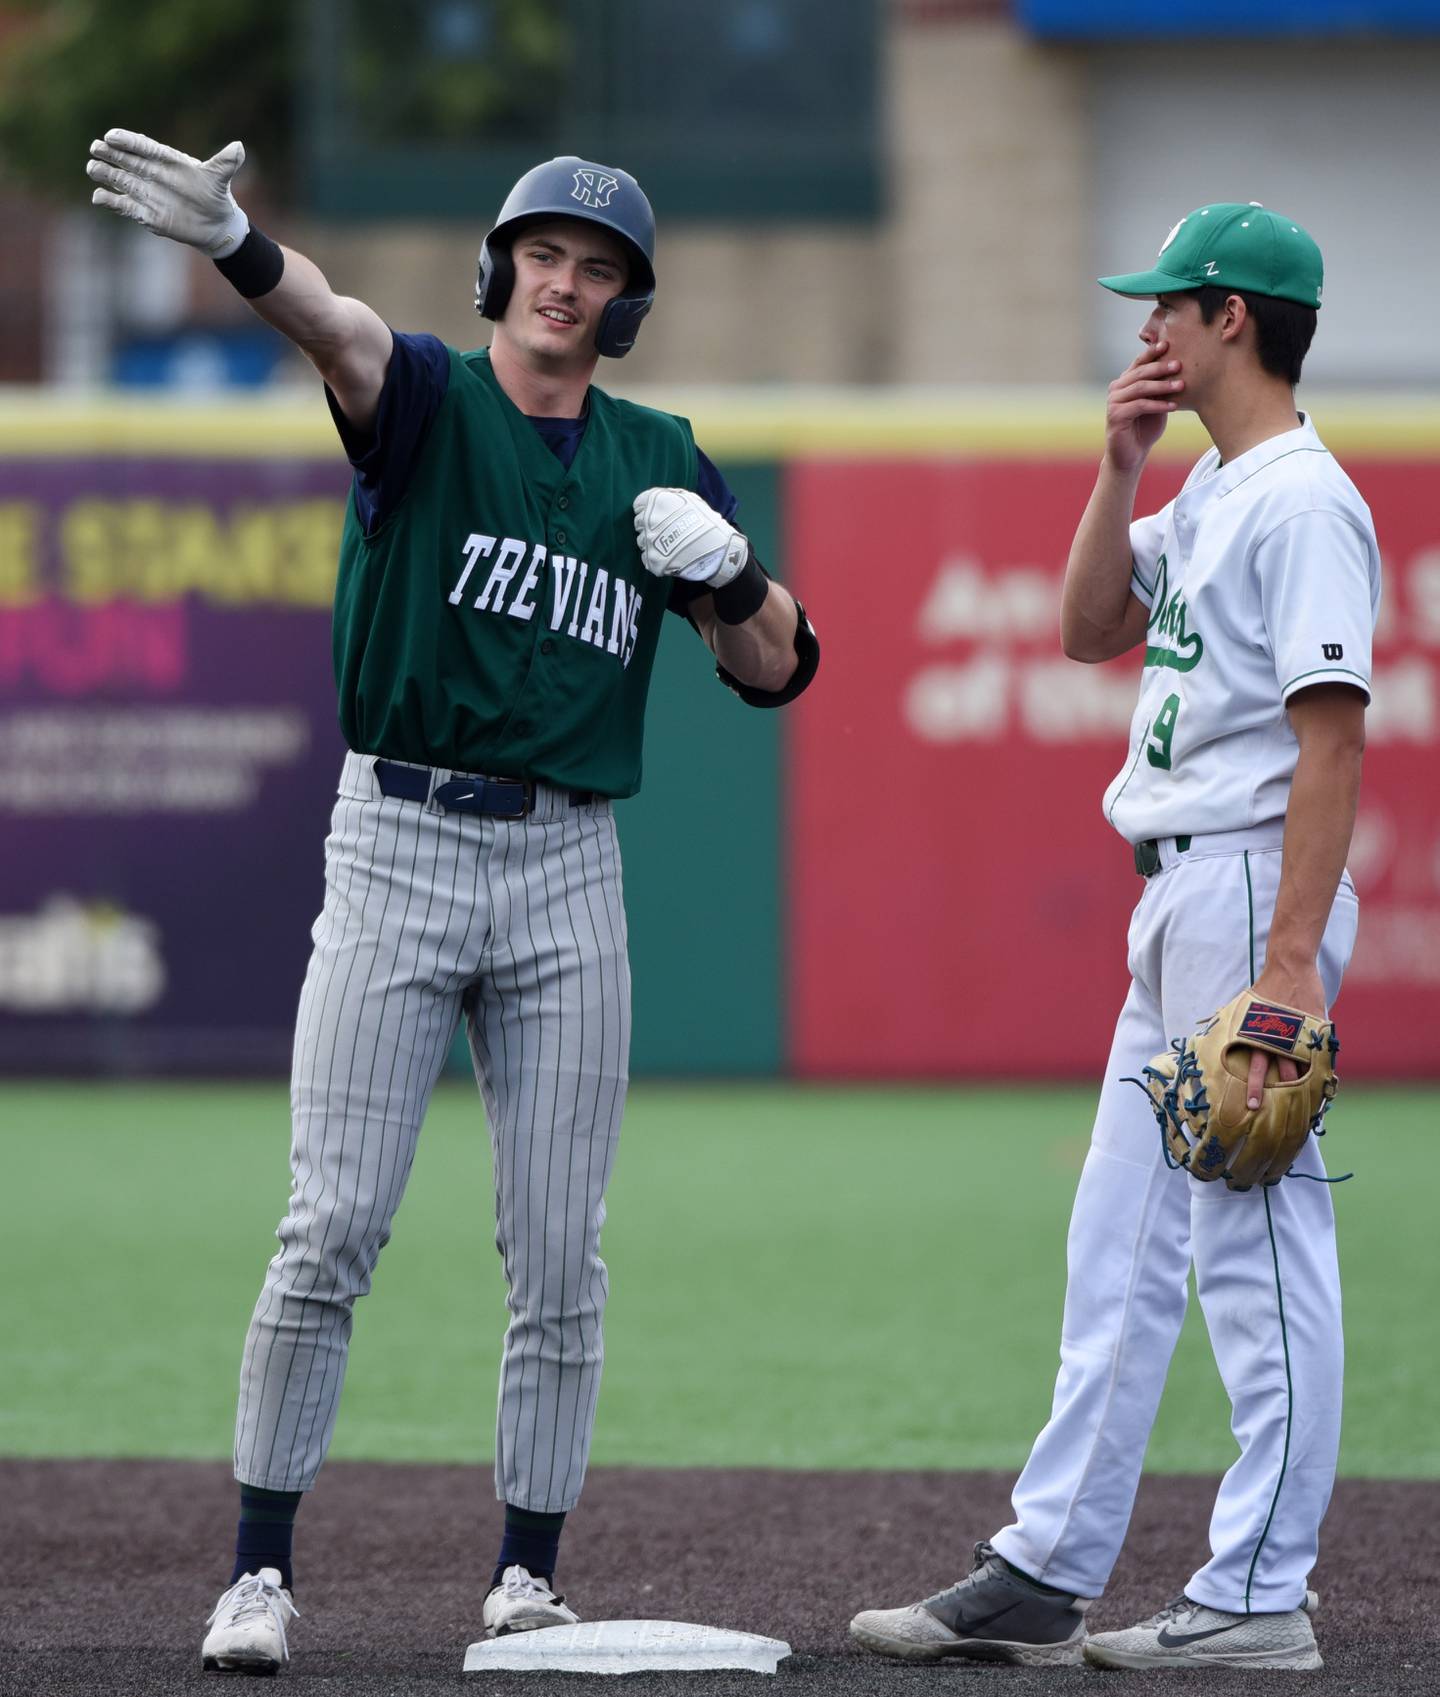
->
[475, 156, 655, 359]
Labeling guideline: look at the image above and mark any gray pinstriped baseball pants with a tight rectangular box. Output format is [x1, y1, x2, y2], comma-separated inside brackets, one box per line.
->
[234, 750, 631, 1511]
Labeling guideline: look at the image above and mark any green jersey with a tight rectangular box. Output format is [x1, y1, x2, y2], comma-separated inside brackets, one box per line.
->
[332, 346, 698, 797]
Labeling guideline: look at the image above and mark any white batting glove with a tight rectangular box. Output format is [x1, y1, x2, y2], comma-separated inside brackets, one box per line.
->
[632, 487, 749, 589]
[86, 128, 250, 258]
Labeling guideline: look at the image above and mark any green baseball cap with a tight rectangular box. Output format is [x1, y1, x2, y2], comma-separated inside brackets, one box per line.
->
[1098, 202, 1323, 308]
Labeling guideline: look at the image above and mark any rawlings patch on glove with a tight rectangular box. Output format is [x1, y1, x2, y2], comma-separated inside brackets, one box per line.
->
[1130, 990, 1341, 1190]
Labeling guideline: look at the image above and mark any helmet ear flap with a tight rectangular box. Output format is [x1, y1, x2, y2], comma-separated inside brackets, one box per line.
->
[595, 292, 653, 359]
[474, 236, 515, 321]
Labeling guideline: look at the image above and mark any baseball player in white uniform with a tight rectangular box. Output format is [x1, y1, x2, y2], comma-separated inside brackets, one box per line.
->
[851, 204, 1379, 1671]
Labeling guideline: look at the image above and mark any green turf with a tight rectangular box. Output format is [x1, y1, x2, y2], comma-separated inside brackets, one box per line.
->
[2, 1082, 1432, 1476]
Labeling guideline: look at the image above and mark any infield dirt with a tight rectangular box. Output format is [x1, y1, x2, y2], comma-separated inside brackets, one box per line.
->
[4, 1460, 1435, 1695]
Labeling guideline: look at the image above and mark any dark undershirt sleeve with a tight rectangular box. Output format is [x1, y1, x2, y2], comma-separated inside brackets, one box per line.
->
[324, 331, 451, 536]
[666, 446, 743, 615]
[696, 447, 739, 523]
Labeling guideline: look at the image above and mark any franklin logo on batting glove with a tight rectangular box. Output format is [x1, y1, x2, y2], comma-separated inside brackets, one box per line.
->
[633, 486, 749, 588]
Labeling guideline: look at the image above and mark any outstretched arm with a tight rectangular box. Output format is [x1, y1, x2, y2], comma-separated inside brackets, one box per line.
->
[87, 128, 392, 431]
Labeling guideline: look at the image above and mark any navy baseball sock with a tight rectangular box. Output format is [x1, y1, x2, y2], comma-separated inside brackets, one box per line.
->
[231, 1484, 303, 1592]
[489, 1505, 566, 1593]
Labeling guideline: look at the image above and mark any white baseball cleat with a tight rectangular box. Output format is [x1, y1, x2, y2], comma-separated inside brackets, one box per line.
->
[482, 1565, 581, 1637]
[1083, 1592, 1322, 1670]
[202, 1568, 299, 1675]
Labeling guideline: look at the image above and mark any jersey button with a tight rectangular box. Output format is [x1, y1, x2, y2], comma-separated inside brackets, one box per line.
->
[555, 530, 567, 545]
[540, 638, 555, 654]
[557, 496, 570, 510]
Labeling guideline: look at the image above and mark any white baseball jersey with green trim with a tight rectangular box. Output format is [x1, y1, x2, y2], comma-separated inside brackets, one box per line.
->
[1104, 414, 1380, 845]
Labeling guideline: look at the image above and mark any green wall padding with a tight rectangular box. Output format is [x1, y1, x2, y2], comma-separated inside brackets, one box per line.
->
[620, 462, 783, 1074]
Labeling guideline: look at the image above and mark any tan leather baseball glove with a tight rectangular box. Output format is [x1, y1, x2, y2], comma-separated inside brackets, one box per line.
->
[1132, 990, 1340, 1190]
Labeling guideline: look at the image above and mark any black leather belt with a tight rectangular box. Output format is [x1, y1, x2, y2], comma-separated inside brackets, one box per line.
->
[373, 760, 596, 818]
[1134, 834, 1192, 877]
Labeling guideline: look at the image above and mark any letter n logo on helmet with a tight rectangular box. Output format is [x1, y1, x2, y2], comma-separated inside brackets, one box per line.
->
[572, 169, 619, 209]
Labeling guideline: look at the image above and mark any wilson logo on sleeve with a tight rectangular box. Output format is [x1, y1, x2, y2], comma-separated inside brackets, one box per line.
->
[1322, 643, 1344, 660]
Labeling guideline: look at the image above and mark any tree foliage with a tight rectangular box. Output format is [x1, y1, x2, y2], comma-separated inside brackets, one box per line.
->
[343, 1, 568, 149]
[0, 0, 569, 207]
[0, 1, 300, 203]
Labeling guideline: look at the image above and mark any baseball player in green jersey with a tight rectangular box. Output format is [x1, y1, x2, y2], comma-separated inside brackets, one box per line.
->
[87, 128, 818, 1674]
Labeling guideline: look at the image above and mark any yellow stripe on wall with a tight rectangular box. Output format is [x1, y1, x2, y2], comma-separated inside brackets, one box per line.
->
[1, 389, 1438, 460]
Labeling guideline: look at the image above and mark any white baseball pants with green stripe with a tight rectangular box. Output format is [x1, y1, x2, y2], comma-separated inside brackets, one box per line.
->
[992, 827, 1359, 1613]
[233, 751, 630, 1512]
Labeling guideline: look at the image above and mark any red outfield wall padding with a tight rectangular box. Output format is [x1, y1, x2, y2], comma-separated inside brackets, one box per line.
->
[784, 457, 1440, 1079]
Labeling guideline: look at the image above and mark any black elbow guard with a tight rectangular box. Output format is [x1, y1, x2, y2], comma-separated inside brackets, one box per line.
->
[716, 600, 819, 709]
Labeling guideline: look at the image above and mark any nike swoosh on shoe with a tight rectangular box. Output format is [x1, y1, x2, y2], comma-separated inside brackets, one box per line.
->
[935, 1601, 1021, 1635]
[1155, 1621, 1245, 1647]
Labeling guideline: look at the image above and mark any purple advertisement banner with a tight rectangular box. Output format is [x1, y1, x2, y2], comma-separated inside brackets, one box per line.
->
[0, 456, 351, 1073]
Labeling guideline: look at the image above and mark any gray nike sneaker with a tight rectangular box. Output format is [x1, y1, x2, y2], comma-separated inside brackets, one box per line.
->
[1083, 1592, 1322, 1670]
[849, 1542, 1091, 1665]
